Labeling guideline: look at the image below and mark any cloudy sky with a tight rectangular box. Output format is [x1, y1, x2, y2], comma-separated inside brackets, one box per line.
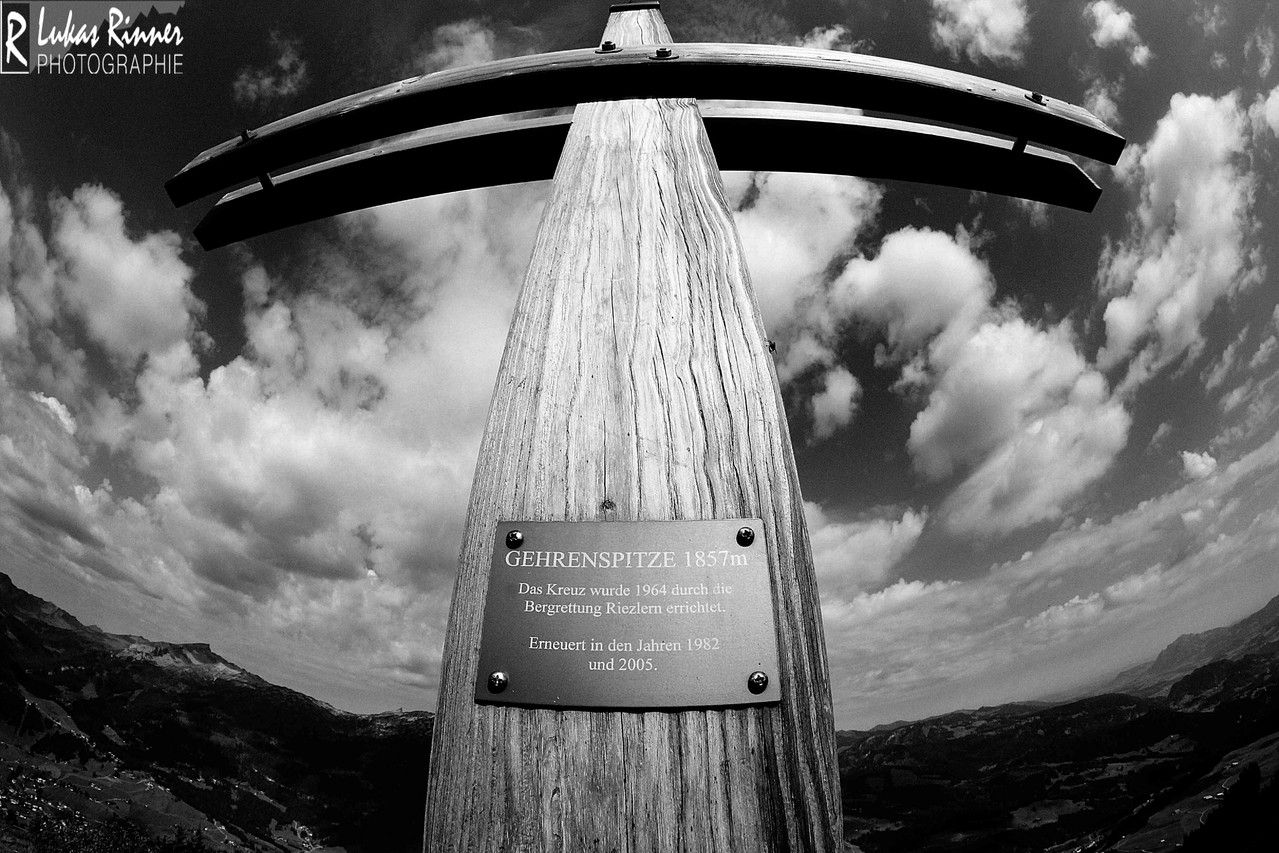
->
[2, 0, 1277, 729]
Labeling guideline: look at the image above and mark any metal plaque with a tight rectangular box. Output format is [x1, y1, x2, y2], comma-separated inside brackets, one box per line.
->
[474, 519, 781, 709]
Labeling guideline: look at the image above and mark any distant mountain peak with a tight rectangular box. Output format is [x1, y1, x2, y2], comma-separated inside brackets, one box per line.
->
[1104, 593, 1279, 698]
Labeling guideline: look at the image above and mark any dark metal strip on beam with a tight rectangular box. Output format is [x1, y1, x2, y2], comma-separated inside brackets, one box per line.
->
[167, 42, 1123, 207]
[191, 107, 1098, 250]
[192, 114, 572, 250]
[701, 104, 1101, 212]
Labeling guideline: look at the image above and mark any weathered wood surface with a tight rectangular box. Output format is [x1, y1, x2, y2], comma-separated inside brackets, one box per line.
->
[191, 104, 1100, 249]
[167, 38, 1123, 206]
[422, 5, 842, 851]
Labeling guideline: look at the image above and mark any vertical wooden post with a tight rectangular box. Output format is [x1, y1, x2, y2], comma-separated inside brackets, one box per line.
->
[423, 4, 843, 850]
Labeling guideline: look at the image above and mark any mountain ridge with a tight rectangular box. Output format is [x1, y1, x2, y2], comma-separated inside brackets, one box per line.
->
[1099, 593, 1279, 699]
[4, 572, 1278, 853]
[835, 591, 1279, 852]
[0, 570, 432, 852]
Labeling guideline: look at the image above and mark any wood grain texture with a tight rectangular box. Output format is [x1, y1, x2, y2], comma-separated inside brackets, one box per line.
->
[422, 6, 842, 852]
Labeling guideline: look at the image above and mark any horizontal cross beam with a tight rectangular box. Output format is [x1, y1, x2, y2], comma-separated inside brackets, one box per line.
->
[191, 105, 1101, 249]
[166, 41, 1124, 211]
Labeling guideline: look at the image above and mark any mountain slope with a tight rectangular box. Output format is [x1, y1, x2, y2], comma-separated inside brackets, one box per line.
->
[837, 593, 1279, 853]
[6, 575, 1278, 853]
[1103, 595, 1279, 697]
[0, 571, 432, 852]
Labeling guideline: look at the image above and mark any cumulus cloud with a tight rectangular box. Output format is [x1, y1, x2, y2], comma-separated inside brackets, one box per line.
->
[1024, 593, 1104, 641]
[796, 24, 867, 53]
[412, 18, 544, 74]
[0, 179, 17, 341]
[1148, 421, 1172, 449]
[907, 317, 1087, 480]
[29, 392, 76, 435]
[1011, 197, 1051, 229]
[929, 0, 1029, 65]
[825, 576, 959, 625]
[1211, 335, 1279, 451]
[1, 363, 452, 693]
[1202, 328, 1247, 391]
[758, 215, 1129, 536]
[806, 503, 926, 598]
[1103, 563, 1168, 605]
[1181, 449, 1217, 479]
[722, 171, 883, 437]
[815, 222, 1134, 538]
[1253, 85, 1279, 135]
[1084, 77, 1123, 128]
[416, 19, 498, 72]
[0, 378, 102, 559]
[907, 315, 1128, 502]
[1098, 92, 1264, 379]
[809, 366, 861, 442]
[831, 226, 992, 360]
[0, 136, 548, 709]
[737, 221, 990, 443]
[2, 179, 59, 342]
[0, 294, 15, 343]
[127, 343, 463, 591]
[1247, 25, 1276, 79]
[729, 171, 882, 337]
[1085, 1, 1151, 67]
[233, 32, 308, 105]
[823, 427, 1279, 725]
[0, 178, 11, 269]
[937, 368, 1130, 536]
[1194, 2, 1228, 39]
[122, 186, 545, 605]
[1250, 335, 1277, 370]
[2, 337, 455, 693]
[51, 186, 197, 364]
[728, 173, 1128, 503]
[821, 576, 1009, 721]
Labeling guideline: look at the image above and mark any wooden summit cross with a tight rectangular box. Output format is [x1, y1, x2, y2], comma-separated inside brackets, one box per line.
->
[168, 3, 1123, 850]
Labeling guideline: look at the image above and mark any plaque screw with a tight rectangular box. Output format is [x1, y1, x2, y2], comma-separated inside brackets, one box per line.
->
[596, 40, 619, 53]
[1026, 91, 1048, 106]
[736, 527, 755, 547]
[651, 46, 675, 59]
[487, 671, 509, 693]
[747, 671, 769, 694]
[506, 530, 524, 549]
